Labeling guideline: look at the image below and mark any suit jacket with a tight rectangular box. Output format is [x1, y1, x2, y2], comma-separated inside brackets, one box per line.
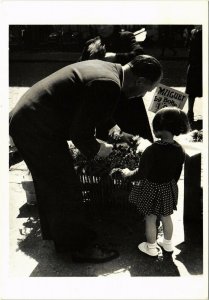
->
[9, 60, 123, 159]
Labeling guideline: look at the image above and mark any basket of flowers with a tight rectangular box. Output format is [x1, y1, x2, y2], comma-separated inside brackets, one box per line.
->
[68, 136, 144, 210]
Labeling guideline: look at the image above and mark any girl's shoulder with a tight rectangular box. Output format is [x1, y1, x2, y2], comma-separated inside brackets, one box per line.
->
[154, 140, 182, 147]
[154, 140, 185, 153]
[142, 140, 185, 157]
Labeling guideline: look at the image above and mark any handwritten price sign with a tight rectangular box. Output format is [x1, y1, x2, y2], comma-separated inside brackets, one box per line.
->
[149, 84, 188, 113]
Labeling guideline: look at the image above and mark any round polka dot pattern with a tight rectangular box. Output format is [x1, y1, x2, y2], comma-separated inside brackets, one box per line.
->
[129, 178, 178, 216]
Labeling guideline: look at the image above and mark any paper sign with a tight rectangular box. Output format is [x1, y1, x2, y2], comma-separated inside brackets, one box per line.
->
[148, 84, 188, 113]
[134, 28, 147, 42]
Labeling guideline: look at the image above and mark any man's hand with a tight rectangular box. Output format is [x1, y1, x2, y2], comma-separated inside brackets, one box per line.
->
[120, 131, 134, 145]
[97, 141, 113, 158]
[108, 125, 122, 142]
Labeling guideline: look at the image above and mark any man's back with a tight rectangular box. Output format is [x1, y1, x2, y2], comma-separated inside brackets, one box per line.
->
[10, 60, 123, 139]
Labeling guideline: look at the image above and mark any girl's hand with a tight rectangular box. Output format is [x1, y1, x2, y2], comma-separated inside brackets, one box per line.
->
[110, 168, 131, 179]
[120, 168, 132, 178]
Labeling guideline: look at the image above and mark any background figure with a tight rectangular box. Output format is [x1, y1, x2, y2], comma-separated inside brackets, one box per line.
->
[80, 25, 154, 142]
[185, 26, 202, 125]
[79, 36, 106, 61]
[159, 25, 177, 58]
[95, 25, 144, 64]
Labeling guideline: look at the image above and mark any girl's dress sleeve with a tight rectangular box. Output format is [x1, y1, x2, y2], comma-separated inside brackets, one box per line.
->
[174, 148, 186, 182]
[174, 164, 183, 182]
[129, 145, 154, 180]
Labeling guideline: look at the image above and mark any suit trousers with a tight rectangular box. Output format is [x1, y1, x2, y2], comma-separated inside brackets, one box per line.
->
[9, 113, 96, 252]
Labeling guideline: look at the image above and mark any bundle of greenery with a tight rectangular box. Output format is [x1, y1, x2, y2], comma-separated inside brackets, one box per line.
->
[68, 140, 141, 178]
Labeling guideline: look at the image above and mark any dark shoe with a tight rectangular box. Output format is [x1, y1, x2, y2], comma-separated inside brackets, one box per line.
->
[71, 244, 119, 263]
[54, 230, 98, 253]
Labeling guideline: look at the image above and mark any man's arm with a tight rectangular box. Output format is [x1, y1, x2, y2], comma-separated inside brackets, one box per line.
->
[70, 80, 120, 159]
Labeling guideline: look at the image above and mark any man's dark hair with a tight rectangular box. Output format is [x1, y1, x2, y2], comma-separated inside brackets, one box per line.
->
[128, 54, 163, 83]
[152, 107, 190, 136]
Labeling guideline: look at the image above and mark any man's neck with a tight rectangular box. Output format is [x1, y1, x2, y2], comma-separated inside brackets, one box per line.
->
[121, 65, 134, 92]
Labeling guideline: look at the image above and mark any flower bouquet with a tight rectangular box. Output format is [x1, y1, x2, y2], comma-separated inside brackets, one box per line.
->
[68, 138, 142, 178]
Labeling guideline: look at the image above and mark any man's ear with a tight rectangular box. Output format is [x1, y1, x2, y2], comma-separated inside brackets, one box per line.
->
[136, 77, 146, 86]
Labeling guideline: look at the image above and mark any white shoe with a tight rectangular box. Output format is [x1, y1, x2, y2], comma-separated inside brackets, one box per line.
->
[157, 240, 174, 252]
[138, 242, 160, 257]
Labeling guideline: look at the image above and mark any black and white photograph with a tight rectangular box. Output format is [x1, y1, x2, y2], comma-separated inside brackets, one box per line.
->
[1, 1, 208, 299]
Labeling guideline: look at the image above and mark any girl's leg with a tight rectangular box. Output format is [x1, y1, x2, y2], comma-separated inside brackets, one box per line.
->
[161, 215, 173, 240]
[158, 215, 174, 252]
[138, 214, 159, 256]
[145, 214, 157, 244]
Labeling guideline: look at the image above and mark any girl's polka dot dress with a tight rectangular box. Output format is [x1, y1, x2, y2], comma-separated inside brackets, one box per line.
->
[129, 140, 184, 216]
[129, 178, 178, 216]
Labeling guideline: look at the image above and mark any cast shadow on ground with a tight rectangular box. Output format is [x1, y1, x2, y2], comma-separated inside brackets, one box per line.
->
[174, 221, 203, 275]
[15, 204, 195, 277]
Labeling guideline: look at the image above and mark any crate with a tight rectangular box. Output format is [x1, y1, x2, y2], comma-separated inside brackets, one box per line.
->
[21, 173, 135, 210]
[78, 174, 134, 210]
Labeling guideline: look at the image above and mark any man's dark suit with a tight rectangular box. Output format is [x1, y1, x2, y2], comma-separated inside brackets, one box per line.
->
[9, 60, 123, 250]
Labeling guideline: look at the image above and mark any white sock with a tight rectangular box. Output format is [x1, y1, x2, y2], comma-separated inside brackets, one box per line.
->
[147, 242, 157, 248]
[163, 238, 172, 244]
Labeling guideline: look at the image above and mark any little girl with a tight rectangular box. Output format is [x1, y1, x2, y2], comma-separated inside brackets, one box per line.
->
[120, 107, 190, 256]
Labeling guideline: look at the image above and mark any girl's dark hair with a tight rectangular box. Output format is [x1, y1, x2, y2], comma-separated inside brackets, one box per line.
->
[128, 54, 163, 83]
[152, 107, 190, 136]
